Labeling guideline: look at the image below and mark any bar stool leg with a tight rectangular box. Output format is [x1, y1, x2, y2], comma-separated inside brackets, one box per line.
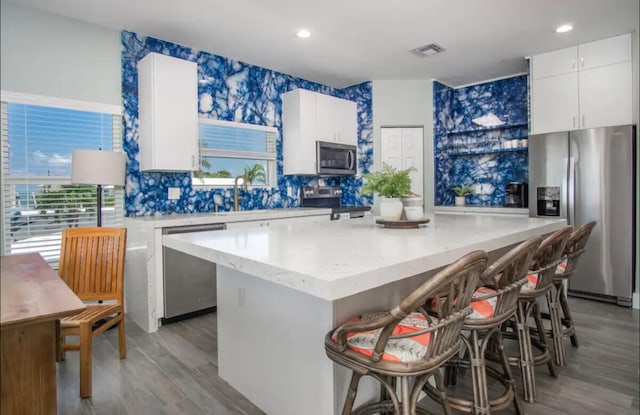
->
[495, 329, 524, 415]
[533, 302, 557, 377]
[469, 330, 490, 415]
[433, 369, 453, 415]
[341, 372, 361, 415]
[515, 301, 536, 403]
[559, 288, 578, 347]
[547, 284, 566, 366]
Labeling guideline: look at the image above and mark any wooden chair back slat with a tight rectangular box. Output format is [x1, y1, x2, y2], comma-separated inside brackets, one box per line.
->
[58, 227, 127, 303]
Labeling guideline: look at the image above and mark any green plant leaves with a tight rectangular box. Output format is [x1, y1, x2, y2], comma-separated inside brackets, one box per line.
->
[361, 163, 415, 198]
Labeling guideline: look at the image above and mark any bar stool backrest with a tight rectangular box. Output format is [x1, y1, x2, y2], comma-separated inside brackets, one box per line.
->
[528, 226, 573, 295]
[474, 236, 542, 326]
[557, 221, 596, 279]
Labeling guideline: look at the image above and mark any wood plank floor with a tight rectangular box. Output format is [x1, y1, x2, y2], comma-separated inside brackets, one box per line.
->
[58, 297, 639, 414]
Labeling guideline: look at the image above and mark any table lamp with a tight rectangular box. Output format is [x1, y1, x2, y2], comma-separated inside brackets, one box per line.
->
[71, 149, 126, 227]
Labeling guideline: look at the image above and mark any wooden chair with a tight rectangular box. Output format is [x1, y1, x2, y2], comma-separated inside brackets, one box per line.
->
[428, 236, 542, 415]
[325, 250, 487, 415]
[544, 221, 596, 366]
[56, 227, 127, 398]
[502, 226, 572, 403]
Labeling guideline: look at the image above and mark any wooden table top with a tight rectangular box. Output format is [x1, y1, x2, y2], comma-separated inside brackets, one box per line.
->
[1, 253, 85, 328]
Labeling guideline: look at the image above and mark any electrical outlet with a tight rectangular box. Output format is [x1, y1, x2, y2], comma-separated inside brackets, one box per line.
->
[168, 187, 180, 200]
[473, 184, 482, 194]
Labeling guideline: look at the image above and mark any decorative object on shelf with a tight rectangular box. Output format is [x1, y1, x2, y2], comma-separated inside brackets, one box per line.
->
[401, 193, 423, 220]
[71, 149, 126, 227]
[452, 184, 472, 206]
[361, 163, 415, 220]
[375, 217, 430, 229]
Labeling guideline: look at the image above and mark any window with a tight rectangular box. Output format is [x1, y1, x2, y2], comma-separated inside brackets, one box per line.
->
[193, 118, 277, 187]
[1, 92, 123, 268]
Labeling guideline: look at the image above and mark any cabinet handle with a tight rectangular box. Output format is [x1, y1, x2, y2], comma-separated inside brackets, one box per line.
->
[582, 115, 585, 128]
[580, 57, 584, 68]
[192, 155, 196, 169]
[571, 59, 575, 70]
[573, 116, 576, 129]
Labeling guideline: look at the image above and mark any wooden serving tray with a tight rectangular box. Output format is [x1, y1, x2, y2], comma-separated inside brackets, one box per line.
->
[375, 218, 430, 229]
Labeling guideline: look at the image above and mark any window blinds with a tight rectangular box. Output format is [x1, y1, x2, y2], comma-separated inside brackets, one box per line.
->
[1, 100, 124, 268]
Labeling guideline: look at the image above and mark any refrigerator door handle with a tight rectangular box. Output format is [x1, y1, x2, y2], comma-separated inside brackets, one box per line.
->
[568, 157, 576, 226]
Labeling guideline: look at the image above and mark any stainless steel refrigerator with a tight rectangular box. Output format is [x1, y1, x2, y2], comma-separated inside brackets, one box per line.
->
[528, 125, 636, 306]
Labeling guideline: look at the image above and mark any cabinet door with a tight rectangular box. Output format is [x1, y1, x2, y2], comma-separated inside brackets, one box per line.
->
[401, 128, 424, 196]
[282, 89, 317, 175]
[139, 53, 198, 171]
[531, 46, 578, 79]
[315, 93, 337, 142]
[531, 72, 579, 134]
[578, 33, 631, 70]
[579, 61, 633, 129]
[380, 128, 403, 170]
[335, 98, 358, 146]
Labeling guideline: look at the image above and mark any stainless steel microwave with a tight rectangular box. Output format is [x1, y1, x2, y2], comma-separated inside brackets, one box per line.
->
[316, 141, 357, 175]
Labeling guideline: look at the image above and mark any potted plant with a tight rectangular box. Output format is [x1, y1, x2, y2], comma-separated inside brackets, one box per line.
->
[361, 163, 414, 220]
[452, 184, 472, 206]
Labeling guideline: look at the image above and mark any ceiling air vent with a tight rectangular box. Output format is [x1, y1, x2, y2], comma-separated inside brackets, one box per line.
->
[410, 43, 445, 57]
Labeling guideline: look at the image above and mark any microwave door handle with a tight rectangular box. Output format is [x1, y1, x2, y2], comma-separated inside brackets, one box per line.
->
[347, 150, 354, 170]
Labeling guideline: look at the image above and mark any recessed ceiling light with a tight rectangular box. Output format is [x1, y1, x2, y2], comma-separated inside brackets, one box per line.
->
[555, 24, 573, 33]
[296, 29, 311, 39]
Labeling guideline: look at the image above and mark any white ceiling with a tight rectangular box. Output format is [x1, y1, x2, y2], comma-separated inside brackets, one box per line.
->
[9, 0, 640, 88]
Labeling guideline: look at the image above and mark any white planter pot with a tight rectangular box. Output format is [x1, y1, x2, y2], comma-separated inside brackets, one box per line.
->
[455, 196, 466, 206]
[379, 197, 404, 220]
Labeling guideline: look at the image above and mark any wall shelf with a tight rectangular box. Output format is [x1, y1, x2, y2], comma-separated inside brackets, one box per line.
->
[448, 147, 528, 157]
[447, 122, 528, 136]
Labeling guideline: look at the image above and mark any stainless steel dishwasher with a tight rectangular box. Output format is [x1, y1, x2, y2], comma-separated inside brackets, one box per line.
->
[162, 223, 226, 322]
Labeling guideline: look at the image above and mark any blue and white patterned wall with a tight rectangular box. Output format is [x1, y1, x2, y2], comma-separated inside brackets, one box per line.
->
[121, 31, 373, 216]
[434, 75, 529, 206]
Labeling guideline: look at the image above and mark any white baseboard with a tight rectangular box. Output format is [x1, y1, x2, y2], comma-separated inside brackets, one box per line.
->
[633, 292, 639, 309]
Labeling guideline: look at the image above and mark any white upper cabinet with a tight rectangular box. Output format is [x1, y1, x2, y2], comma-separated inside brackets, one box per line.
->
[531, 73, 579, 134]
[578, 33, 632, 70]
[531, 33, 632, 134]
[282, 89, 357, 175]
[531, 46, 578, 80]
[579, 61, 633, 129]
[138, 53, 198, 171]
[315, 93, 358, 145]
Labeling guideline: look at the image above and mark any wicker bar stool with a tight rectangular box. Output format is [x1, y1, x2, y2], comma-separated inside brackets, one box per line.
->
[426, 236, 541, 415]
[544, 221, 596, 366]
[325, 250, 487, 415]
[502, 226, 572, 403]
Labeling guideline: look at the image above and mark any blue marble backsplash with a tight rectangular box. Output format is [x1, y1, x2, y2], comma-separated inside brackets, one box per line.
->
[121, 31, 373, 216]
[434, 75, 529, 206]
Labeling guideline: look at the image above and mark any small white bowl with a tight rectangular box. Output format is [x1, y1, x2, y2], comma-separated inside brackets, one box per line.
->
[404, 206, 423, 220]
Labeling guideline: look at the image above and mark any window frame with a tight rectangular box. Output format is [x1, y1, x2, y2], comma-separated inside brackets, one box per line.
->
[193, 117, 278, 188]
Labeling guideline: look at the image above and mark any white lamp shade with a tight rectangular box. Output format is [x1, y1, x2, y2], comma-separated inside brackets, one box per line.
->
[71, 149, 126, 186]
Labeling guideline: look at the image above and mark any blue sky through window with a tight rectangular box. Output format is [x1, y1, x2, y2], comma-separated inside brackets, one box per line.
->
[7, 103, 113, 177]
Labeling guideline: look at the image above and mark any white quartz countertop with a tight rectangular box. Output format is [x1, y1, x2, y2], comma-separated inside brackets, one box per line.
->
[435, 205, 529, 215]
[162, 214, 565, 301]
[124, 207, 332, 228]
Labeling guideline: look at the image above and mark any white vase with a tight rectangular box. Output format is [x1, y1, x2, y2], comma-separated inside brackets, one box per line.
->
[455, 196, 466, 206]
[379, 197, 404, 220]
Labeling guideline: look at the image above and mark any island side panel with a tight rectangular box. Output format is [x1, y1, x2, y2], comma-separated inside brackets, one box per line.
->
[217, 265, 337, 415]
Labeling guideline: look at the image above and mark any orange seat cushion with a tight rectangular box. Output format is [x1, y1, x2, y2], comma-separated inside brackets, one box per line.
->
[332, 312, 431, 363]
[520, 273, 539, 293]
[468, 287, 498, 319]
[556, 258, 568, 274]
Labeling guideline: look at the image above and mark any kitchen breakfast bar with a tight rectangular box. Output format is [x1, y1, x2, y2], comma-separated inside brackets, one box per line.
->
[162, 214, 565, 415]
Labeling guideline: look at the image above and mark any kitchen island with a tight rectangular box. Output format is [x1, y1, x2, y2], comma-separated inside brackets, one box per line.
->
[163, 214, 565, 415]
